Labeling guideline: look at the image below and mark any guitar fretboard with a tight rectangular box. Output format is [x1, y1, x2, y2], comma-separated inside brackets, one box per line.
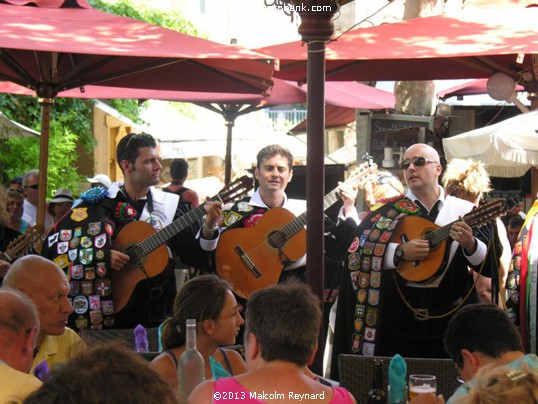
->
[278, 187, 341, 241]
[423, 200, 505, 245]
[128, 194, 221, 260]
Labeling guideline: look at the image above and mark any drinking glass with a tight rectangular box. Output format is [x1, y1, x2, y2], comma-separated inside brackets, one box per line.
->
[408, 374, 437, 400]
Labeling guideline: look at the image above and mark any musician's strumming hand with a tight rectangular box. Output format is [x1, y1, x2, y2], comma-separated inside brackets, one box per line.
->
[338, 181, 359, 216]
[402, 239, 430, 262]
[110, 249, 130, 271]
[0, 259, 11, 277]
[450, 218, 477, 254]
[202, 199, 222, 238]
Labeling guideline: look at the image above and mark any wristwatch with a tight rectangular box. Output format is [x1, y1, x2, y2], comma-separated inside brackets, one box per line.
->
[394, 245, 405, 266]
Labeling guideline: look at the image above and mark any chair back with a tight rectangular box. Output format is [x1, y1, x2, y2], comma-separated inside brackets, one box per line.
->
[338, 354, 460, 403]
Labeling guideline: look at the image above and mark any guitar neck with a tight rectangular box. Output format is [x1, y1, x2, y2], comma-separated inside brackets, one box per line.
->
[423, 200, 505, 245]
[135, 195, 220, 257]
[280, 186, 341, 241]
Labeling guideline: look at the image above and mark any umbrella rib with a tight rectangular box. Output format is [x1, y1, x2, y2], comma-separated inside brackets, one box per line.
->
[189, 59, 273, 93]
[0, 49, 38, 88]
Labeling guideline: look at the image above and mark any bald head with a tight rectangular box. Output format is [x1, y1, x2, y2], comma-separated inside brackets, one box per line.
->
[4, 255, 66, 293]
[4, 255, 72, 336]
[404, 143, 440, 163]
[0, 288, 40, 336]
[0, 288, 40, 372]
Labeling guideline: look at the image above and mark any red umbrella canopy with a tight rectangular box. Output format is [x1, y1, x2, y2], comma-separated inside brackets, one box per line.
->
[255, 7, 538, 83]
[0, 0, 276, 96]
[438, 78, 525, 100]
[0, 78, 395, 109]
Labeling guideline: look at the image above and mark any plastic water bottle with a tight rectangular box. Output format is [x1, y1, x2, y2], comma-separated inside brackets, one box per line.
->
[178, 319, 204, 404]
[133, 324, 148, 353]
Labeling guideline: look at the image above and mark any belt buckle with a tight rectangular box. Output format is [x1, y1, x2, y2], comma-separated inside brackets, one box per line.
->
[415, 308, 429, 321]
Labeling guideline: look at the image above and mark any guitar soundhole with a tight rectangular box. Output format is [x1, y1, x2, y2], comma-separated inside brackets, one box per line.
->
[268, 231, 287, 249]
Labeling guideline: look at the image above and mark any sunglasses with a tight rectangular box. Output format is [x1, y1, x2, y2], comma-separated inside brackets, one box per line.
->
[400, 156, 438, 170]
[7, 188, 23, 194]
[24, 184, 39, 190]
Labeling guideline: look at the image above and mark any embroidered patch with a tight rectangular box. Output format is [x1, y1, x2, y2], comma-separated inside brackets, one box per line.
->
[348, 237, 360, 253]
[71, 208, 88, 222]
[224, 211, 242, 227]
[73, 295, 89, 314]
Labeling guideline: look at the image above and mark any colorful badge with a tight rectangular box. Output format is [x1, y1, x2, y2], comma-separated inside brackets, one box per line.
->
[89, 295, 101, 310]
[60, 229, 72, 241]
[357, 289, 367, 304]
[224, 211, 242, 227]
[363, 242, 375, 255]
[57, 241, 69, 255]
[366, 307, 378, 326]
[368, 289, 380, 306]
[96, 279, 112, 297]
[102, 300, 114, 316]
[374, 244, 386, 257]
[53, 254, 69, 269]
[371, 257, 382, 272]
[94, 233, 107, 249]
[96, 249, 105, 260]
[348, 253, 361, 271]
[354, 319, 364, 332]
[237, 202, 254, 212]
[81, 281, 94, 296]
[87, 222, 101, 236]
[364, 327, 376, 342]
[81, 236, 93, 248]
[370, 271, 381, 288]
[355, 304, 365, 318]
[69, 281, 80, 296]
[68, 249, 78, 262]
[71, 207, 89, 222]
[70, 264, 84, 280]
[76, 315, 89, 330]
[69, 237, 80, 249]
[351, 333, 363, 354]
[96, 262, 107, 277]
[73, 295, 89, 314]
[48, 232, 59, 247]
[85, 267, 96, 280]
[368, 229, 381, 242]
[79, 248, 94, 265]
[362, 342, 375, 356]
[348, 237, 360, 253]
[90, 310, 103, 325]
[74, 227, 82, 237]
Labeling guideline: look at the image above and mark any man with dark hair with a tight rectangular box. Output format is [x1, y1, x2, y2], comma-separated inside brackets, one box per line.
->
[506, 214, 524, 250]
[42, 133, 222, 330]
[163, 158, 200, 208]
[216, 144, 306, 296]
[0, 288, 42, 402]
[443, 303, 538, 403]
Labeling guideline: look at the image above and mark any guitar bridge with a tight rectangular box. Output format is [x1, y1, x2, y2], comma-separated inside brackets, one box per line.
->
[234, 246, 262, 278]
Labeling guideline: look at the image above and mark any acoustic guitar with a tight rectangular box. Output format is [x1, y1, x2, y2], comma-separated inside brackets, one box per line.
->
[216, 167, 368, 299]
[0, 225, 43, 263]
[394, 198, 511, 283]
[110, 175, 253, 312]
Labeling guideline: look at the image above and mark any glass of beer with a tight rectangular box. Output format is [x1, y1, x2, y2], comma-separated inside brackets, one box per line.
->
[408, 374, 437, 400]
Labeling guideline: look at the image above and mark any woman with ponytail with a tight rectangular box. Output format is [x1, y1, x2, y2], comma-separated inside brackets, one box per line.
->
[149, 274, 246, 400]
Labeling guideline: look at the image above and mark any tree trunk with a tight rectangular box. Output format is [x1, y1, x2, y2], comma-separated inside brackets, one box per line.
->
[394, 0, 462, 115]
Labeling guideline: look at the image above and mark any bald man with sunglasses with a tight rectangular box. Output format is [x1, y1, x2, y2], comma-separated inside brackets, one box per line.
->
[331, 144, 488, 375]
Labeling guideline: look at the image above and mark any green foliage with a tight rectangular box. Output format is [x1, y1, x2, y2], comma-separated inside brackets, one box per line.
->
[0, 121, 85, 197]
[88, 0, 199, 36]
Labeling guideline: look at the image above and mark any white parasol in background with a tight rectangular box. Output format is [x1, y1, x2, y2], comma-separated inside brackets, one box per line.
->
[442, 110, 538, 178]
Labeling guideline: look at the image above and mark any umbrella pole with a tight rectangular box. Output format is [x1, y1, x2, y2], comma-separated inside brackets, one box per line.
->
[297, 9, 336, 375]
[36, 97, 53, 229]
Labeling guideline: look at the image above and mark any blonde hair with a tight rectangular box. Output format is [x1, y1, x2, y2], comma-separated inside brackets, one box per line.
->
[456, 364, 538, 404]
[442, 158, 492, 203]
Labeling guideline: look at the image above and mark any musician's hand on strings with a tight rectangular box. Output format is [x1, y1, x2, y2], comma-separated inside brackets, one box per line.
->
[338, 181, 358, 216]
[450, 219, 476, 253]
[202, 200, 222, 238]
[110, 249, 130, 271]
[0, 258, 10, 277]
[402, 239, 430, 262]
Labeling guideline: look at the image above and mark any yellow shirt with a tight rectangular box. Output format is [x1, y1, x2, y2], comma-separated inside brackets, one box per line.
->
[0, 364, 42, 403]
[30, 327, 83, 373]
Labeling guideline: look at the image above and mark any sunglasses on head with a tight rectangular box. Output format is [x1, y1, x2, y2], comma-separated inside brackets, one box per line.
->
[24, 184, 39, 190]
[400, 156, 438, 170]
